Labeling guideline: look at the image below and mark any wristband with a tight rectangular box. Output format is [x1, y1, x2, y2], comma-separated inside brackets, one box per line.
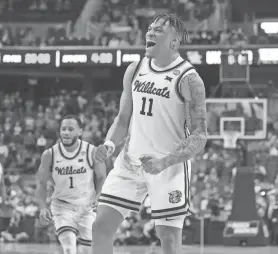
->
[104, 140, 116, 154]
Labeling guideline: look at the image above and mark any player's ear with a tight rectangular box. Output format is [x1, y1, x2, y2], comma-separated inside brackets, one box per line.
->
[171, 37, 180, 49]
[79, 128, 83, 138]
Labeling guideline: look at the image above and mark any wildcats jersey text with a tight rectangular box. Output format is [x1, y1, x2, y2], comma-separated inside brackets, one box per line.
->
[50, 140, 96, 206]
[124, 56, 196, 165]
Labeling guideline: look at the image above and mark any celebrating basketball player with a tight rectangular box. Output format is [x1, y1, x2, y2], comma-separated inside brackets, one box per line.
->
[36, 115, 106, 254]
[92, 13, 207, 254]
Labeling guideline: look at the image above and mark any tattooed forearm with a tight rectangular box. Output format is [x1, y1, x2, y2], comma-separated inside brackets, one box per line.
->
[162, 72, 207, 168]
[162, 129, 207, 168]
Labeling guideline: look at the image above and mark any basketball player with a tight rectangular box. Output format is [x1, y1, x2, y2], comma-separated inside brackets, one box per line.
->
[36, 115, 106, 254]
[92, 13, 207, 254]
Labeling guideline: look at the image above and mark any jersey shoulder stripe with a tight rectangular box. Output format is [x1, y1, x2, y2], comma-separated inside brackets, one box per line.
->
[131, 58, 145, 84]
[85, 143, 94, 169]
[50, 147, 54, 172]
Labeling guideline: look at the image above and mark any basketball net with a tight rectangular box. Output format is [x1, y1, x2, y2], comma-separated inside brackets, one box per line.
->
[223, 131, 241, 149]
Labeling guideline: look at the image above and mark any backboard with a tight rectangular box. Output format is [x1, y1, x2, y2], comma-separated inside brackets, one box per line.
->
[206, 98, 268, 146]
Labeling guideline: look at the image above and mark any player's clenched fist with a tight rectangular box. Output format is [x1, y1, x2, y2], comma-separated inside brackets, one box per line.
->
[39, 207, 52, 226]
[94, 141, 115, 162]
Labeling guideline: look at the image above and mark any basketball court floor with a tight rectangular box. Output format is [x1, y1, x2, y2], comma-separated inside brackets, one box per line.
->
[0, 243, 278, 254]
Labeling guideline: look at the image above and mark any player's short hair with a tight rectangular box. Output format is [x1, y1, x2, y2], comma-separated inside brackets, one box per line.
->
[61, 114, 83, 128]
[152, 13, 188, 44]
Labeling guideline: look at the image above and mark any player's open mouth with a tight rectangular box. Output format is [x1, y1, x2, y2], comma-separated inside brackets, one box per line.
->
[146, 41, 156, 48]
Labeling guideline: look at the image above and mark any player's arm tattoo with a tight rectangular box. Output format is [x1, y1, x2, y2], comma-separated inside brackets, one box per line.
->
[35, 150, 51, 209]
[162, 73, 207, 168]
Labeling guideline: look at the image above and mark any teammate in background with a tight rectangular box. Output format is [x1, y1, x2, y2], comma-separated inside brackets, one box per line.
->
[92, 13, 207, 254]
[36, 115, 106, 254]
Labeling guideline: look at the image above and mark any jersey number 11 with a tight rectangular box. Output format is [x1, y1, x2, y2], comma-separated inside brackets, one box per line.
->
[140, 97, 153, 116]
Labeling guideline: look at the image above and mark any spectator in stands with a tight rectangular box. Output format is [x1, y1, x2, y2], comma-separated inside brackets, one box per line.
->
[219, 29, 231, 44]
[267, 194, 278, 245]
[37, 135, 47, 154]
[0, 134, 8, 166]
[143, 220, 159, 245]
[0, 209, 29, 242]
[0, 160, 6, 203]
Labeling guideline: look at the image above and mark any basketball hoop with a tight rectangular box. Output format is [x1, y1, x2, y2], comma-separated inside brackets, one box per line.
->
[223, 131, 241, 149]
[219, 117, 245, 149]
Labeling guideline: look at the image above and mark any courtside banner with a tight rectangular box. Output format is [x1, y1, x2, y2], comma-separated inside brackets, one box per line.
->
[223, 221, 260, 237]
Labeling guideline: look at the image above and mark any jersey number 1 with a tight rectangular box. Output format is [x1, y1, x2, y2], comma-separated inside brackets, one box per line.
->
[140, 97, 153, 116]
[69, 177, 74, 188]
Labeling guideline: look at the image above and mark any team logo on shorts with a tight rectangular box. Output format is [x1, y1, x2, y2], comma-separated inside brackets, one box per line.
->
[173, 69, 180, 76]
[169, 190, 182, 204]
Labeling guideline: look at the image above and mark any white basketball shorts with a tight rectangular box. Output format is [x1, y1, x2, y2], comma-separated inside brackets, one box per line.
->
[98, 153, 191, 228]
[50, 199, 96, 246]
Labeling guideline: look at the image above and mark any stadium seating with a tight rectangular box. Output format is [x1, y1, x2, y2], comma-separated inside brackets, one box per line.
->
[0, 0, 277, 46]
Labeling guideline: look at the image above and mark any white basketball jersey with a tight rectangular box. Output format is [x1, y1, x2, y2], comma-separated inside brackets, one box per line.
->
[50, 140, 96, 206]
[124, 56, 196, 165]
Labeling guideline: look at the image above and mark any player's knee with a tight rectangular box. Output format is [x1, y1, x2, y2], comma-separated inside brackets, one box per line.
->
[156, 230, 176, 247]
[92, 216, 114, 238]
[92, 205, 124, 238]
[62, 244, 76, 254]
[58, 231, 77, 254]
[155, 225, 181, 250]
[58, 230, 77, 243]
[77, 244, 91, 254]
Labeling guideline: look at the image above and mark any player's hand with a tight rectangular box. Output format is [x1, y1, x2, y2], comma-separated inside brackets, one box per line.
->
[139, 155, 165, 175]
[94, 144, 114, 163]
[39, 207, 52, 226]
